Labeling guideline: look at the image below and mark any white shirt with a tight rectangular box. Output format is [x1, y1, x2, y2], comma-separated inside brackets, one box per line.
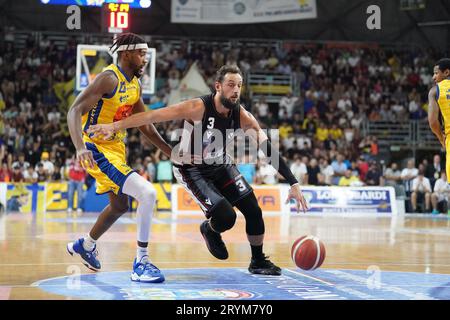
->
[412, 176, 432, 193]
[36, 160, 55, 175]
[348, 56, 360, 67]
[409, 100, 419, 113]
[401, 167, 418, 191]
[290, 162, 308, 184]
[282, 136, 295, 150]
[23, 170, 38, 181]
[19, 100, 31, 113]
[351, 116, 364, 129]
[392, 104, 405, 114]
[322, 165, 334, 177]
[279, 96, 298, 117]
[296, 136, 312, 150]
[12, 161, 30, 170]
[47, 111, 61, 123]
[258, 164, 278, 185]
[311, 63, 324, 75]
[401, 168, 418, 179]
[256, 102, 269, 118]
[434, 178, 448, 194]
[337, 98, 352, 111]
[300, 55, 312, 67]
[344, 128, 354, 142]
[322, 165, 334, 184]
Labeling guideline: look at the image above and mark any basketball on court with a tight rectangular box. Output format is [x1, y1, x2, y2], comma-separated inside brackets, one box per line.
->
[291, 236, 326, 271]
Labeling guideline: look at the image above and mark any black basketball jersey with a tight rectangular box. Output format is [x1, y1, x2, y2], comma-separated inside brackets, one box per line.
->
[176, 93, 241, 166]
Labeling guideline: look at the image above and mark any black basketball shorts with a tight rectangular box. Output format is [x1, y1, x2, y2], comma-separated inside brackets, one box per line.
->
[173, 164, 253, 218]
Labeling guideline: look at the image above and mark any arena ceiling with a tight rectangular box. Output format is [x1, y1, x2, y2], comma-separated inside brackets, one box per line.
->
[1, 0, 449, 51]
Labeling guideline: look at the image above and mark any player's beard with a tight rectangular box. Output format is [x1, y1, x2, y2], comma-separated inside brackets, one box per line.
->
[220, 95, 240, 110]
[131, 61, 144, 78]
[134, 67, 143, 78]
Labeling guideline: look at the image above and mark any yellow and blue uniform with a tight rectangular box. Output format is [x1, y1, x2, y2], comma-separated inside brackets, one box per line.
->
[436, 79, 450, 182]
[82, 64, 140, 194]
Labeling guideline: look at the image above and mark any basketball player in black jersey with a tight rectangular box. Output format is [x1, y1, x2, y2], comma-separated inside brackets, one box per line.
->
[88, 65, 309, 275]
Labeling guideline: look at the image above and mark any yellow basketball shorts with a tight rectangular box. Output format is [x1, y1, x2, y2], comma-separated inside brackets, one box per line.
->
[446, 137, 450, 184]
[85, 141, 135, 195]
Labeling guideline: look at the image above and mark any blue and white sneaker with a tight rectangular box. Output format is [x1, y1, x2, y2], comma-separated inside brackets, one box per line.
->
[67, 238, 101, 272]
[131, 256, 165, 283]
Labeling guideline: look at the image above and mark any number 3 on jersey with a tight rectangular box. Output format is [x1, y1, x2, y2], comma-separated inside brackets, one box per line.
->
[207, 117, 215, 129]
[236, 178, 247, 192]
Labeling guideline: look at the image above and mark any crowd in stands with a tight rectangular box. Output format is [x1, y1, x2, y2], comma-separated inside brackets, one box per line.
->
[0, 30, 447, 212]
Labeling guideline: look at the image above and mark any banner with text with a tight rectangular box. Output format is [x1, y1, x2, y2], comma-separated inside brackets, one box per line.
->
[171, 0, 317, 24]
[286, 186, 398, 215]
[173, 185, 398, 215]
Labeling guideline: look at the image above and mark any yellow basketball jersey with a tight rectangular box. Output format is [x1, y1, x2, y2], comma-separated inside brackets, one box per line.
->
[82, 64, 141, 144]
[437, 79, 450, 135]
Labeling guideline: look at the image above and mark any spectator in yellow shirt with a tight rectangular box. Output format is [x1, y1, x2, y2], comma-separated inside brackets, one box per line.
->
[315, 122, 329, 142]
[302, 112, 318, 135]
[339, 170, 363, 186]
[329, 124, 343, 140]
[279, 121, 293, 140]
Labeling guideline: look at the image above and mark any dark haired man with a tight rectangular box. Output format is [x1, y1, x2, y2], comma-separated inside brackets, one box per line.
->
[66, 33, 172, 282]
[88, 65, 309, 276]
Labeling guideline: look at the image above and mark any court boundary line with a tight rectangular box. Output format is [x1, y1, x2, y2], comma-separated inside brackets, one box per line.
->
[283, 269, 334, 286]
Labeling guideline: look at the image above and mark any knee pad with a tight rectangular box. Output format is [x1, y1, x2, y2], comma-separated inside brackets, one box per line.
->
[138, 183, 157, 204]
[124, 173, 156, 204]
[209, 198, 237, 233]
[235, 193, 265, 236]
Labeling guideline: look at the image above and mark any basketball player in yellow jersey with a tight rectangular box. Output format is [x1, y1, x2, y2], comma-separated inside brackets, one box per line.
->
[428, 58, 450, 182]
[66, 33, 170, 283]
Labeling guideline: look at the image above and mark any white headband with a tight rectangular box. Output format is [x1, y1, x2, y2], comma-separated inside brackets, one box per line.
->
[116, 43, 148, 52]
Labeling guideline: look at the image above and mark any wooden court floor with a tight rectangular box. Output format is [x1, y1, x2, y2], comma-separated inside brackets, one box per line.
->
[1, 210, 450, 300]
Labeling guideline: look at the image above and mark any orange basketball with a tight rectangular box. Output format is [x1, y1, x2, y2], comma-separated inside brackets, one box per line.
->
[291, 235, 326, 271]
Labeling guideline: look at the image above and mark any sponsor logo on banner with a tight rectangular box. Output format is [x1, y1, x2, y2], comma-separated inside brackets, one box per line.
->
[177, 187, 200, 211]
[253, 188, 281, 212]
[6, 183, 45, 213]
[174, 185, 282, 213]
[290, 187, 397, 214]
[120, 288, 254, 300]
[171, 0, 317, 24]
[46, 183, 69, 211]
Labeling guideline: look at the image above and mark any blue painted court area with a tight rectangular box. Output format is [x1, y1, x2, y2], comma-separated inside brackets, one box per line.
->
[33, 268, 450, 300]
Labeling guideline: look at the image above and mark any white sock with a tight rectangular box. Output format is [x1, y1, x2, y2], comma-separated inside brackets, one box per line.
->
[83, 234, 96, 251]
[122, 172, 157, 249]
[137, 247, 149, 263]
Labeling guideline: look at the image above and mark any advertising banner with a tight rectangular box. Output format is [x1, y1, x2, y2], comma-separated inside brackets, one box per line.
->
[172, 184, 283, 215]
[289, 186, 398, 215]
[6, 183, 46, 213]
[173, 185, 398, 215]
[171, 0, 317, 24]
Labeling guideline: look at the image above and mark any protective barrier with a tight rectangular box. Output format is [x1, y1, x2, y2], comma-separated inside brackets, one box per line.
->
[0, 183, 397, 215]
[0, 182, 173, 213]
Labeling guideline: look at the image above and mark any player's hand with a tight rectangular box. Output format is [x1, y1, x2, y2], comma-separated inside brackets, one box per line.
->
[286, 183, 309, 213]
[87, 123, 116, 140]
[77, 148, 96, 169]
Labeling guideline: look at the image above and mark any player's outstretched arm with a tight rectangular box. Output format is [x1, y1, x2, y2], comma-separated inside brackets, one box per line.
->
[428, 86, 445, 149]
[240, 107, 309, 213]
[87, 98, 203, 139]
[133, 92, 172, 158]
[67, 72, 118, 168]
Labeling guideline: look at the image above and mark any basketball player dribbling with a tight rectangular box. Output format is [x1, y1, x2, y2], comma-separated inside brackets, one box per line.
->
[428, 58, 450, 182]
[88, 65, 309, 276]
[66, 33, 171, 283]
